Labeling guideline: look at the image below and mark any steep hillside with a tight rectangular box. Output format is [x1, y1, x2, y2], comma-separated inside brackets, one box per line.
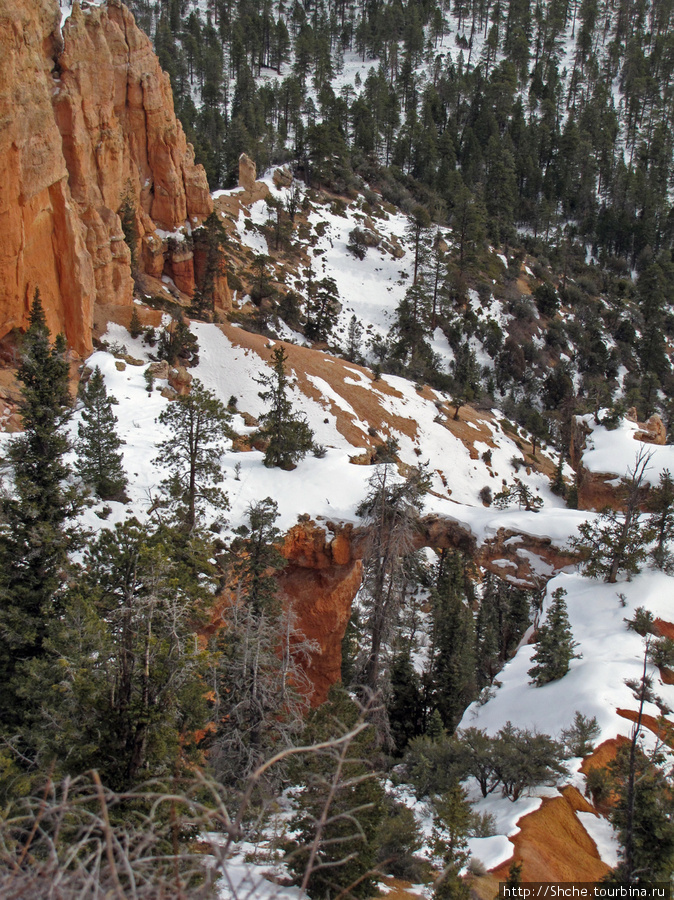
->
[2, 1, 674, 896]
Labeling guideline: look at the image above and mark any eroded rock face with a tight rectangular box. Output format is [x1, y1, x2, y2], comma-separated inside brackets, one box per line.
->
[238, 153, 257, 192]
[0, 0, 214, 355]
[279, 521, 361, 706]
[276, 514, 574, 705]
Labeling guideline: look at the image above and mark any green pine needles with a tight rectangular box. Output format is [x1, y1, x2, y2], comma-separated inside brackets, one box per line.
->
[528, 588, 580, 686]
[257, 346, 314, 469]
[0, 289, 80, 726]
[156, 378, 233, 531]
[76, 366, 128, 502]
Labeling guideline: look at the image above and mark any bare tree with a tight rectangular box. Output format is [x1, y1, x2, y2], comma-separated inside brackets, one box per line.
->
[0, 719, 376, 900]
[356, 465, 427, 692]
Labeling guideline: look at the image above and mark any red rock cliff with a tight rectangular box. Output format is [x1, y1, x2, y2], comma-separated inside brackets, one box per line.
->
[279, 521, 362, 707]
[0, 0, 213, 355]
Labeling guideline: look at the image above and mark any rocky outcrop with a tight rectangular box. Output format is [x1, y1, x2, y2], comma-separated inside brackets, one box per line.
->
[238, 153, 258, 192]
[237, 153, 270, 205]
[278, 520, 361, 706]
[628, 408, 666, 444]
[276, 514, 574, 704]
[0, 0, 215, 356]
[570, 416, 654, 511]
[491, 787, 610, 882]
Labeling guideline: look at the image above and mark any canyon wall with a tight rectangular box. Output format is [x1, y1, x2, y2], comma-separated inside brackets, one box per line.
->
[0, 0, 215, 356]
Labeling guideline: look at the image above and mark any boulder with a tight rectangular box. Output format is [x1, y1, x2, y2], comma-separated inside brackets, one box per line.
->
[273, 166, 293, 188]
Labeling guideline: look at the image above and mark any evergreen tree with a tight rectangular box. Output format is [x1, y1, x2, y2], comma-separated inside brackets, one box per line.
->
[287, 686, 385, 899]
[431, 784, 471, 900]
[0, 290, 80, 728]
[192, 211, 228, 318]
[76, 366, 128, 501]
[25, 518, 211, 788]
[493, 478, 543, 511]
[345, 314, 363, 362]
[128, 306, 143, 339]
[426, 551, 477, 731]
[528, 588, 580, 685]
[405, 205, 432, 285]
[304, 276, 340, 343]
[257, 346, 314, 469]
[572, 451, 652, 583]
[157, 316, 199, 367]
[229, 497, 286, 615]
[155, 378, 232, 531]
[356, 464, 427, 694]
[606, 743, 674, 883]
[561, 711, 600, 758]
[476, 573, 531, 687]
[493, 722, 567, 801]
[646, 469, 674, 571]
[387, 650, 424, 752]
[450, 342, 482, 419]
[389, 289, 436, 377]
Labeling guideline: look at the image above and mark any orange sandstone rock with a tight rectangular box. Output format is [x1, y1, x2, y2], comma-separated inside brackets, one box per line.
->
[279, 521, 361, 705]
[0, 0, 213, 355]
[491, 787, 610, 883]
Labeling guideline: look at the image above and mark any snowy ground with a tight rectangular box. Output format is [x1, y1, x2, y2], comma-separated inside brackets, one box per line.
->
[456, 567, 674, 872]
[48, 318, 574, 540]
[58, 323, 674, 882]
[4, 317, 672, 894]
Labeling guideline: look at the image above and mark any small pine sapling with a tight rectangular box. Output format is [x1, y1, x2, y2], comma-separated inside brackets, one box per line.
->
[561, 711, 601, 757]
[128, 306, 143, 339]
[76, 366, 128, 502]
[493, 478, 543, 512]
[528, 588, 580, 685]
[256, 346, 314, 469]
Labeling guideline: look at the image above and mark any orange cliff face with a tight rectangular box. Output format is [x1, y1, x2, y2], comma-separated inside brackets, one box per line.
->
[278, 521, 362, 707]
[0, 0, 215, 356]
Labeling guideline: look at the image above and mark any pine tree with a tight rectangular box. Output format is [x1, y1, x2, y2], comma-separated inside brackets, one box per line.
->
[387, 650, 424, 752]
[405, 204, 432, 285]
[287, 686, 385, 899]
[572, 450, 652, 583]
[156, 378, 232, 531]
[76, 366, 128, 501]
[157, 316, 199, 367]
[606, 743, 674, 883]
[345, 314, 363, 362]
[528, 588, 580, 685]
[427, 552, 477, 731]
[356, 464, 428, 693]
[25, 518, 211, 788]
[257, 346, 314, 469]
[304, 276, 340, 343]
[192, 211, 228, 318]
[493, 722, 567, 801]
[0, 290, 80, 727]
[431, 784, 471, 900]
[647, 469, 674, 571]
[128, 306, 143, 339]
[561, 711, 600, 758]
[229, 497, 286, 615]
